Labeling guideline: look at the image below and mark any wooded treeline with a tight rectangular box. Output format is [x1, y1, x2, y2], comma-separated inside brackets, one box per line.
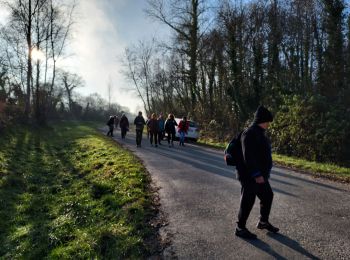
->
[0, 0, 124, 127]
[125, 0, 350, 166]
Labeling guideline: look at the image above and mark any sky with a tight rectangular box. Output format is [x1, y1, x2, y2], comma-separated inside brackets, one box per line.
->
[57, 0, 170, 114]
[0, 0, 170, 114]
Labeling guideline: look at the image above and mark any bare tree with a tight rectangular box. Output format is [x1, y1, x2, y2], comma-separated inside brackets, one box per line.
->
[145, 0, 209, 112]
[60, 70, 83, 113]
[123, 40, 155, 113]
[0, 0, 76, 123]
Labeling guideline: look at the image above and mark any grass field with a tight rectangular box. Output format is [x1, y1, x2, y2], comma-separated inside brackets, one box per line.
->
[198, 139, 350, 183]
[0, 121, 158, 258]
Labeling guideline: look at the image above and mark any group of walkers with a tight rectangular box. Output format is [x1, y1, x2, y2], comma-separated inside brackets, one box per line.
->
[106, 112, 189, 148]
[106, 106, 279, 241]
[134, 112, 189, 148]
[106, 114, 129, 138]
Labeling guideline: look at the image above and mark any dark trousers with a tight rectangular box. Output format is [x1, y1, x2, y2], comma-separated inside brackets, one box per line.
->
[150, 131, 158, 145]
[136, 129, 143, 145]
[121, 127, 127, 139]
[107, 125, 114, 136]
[158, 130, 164, 144]
[237, 179, 274, 228]
[167, 131, 175, 144]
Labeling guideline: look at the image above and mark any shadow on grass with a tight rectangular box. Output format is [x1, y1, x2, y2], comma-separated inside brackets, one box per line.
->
[0, 126, 82, 258]
[0, 131, 27, 256]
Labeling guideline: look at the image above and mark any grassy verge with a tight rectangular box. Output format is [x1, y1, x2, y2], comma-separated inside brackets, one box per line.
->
[198, 139, 350, 183]
[0, 121, 158, 258]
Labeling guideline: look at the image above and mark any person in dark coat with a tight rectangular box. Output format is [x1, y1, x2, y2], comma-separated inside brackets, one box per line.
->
[106, 115, 116, 137]
[235, 105, 279, 239]
[147, 113, 159, 147]
[157, 113, 165, 145]
[134, 111, 146, 147]
[164, 113, 178, 147]
[119, 114, 129, 139]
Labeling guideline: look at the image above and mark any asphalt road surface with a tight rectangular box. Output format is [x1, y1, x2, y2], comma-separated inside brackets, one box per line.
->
[107, 128, 350, 259]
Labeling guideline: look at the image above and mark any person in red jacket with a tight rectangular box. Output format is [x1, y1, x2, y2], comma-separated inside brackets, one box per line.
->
[177, 116, 189, 146]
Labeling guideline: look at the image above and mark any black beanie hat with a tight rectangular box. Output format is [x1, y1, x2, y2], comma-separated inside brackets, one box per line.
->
[253, 105, 273, 124]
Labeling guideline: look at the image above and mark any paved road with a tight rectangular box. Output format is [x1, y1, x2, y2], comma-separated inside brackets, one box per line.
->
[107, 128, 350, 259]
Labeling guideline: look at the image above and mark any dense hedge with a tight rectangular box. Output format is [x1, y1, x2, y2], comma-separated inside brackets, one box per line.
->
[269, 95, 350, 167]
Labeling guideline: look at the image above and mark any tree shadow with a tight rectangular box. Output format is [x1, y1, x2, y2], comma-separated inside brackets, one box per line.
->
[138, 145, 298, 198]
[0, 132, 27, 256]
[0, 126, 82, 258]
[272, 170, 346, 192]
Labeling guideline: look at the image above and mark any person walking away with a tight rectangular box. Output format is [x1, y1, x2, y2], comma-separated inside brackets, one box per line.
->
[164, 113, 178, 147]
[134, 111, 146, 147]
[235, 105, 279, 239]
[119, 114, 129, 139]
[106, 115, 116, 137]
[157, 113, 165, 145]
[147, 113, 159, 147]
[177, 116, 189, 146]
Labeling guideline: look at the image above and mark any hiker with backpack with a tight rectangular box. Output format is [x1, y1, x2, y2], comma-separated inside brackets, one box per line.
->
[230, 105, 279, 239]
[134, 111, 146, 147]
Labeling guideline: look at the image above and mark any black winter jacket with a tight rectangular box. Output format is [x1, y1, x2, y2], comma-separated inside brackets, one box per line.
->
[239, 124, 272, 181]
[134, 116, 146, 130]
[164, 119, 178, 133]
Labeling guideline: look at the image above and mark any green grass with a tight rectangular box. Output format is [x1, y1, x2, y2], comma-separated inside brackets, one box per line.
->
[198, 139, 350, 183]
[272, 154, 350, 182]
[0, 121, 157, 258]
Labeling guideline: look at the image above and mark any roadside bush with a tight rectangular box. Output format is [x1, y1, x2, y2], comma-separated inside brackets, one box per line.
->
[270, 95, 350, 167]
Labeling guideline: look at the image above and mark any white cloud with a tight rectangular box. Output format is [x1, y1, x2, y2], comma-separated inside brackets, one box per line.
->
[58, 0, 170, 114]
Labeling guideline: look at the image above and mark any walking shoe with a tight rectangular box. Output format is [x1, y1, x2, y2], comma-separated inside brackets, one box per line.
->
[257, 221, 279, 233]
[235, 227, 257, 239]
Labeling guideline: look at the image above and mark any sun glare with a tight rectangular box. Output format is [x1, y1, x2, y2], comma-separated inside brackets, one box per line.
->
[31, 48, 45, 61]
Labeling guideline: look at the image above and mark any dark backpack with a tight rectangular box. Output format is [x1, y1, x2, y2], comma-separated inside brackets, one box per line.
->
[224, 131, 244, 166]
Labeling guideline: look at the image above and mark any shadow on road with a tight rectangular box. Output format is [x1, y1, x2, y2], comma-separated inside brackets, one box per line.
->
[111, 131, 299, 197]
[241, 232, 320, 260]
[243, 238, 288, 260]
[272, 170, 346, 192]
[267, 233, 321, 260]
